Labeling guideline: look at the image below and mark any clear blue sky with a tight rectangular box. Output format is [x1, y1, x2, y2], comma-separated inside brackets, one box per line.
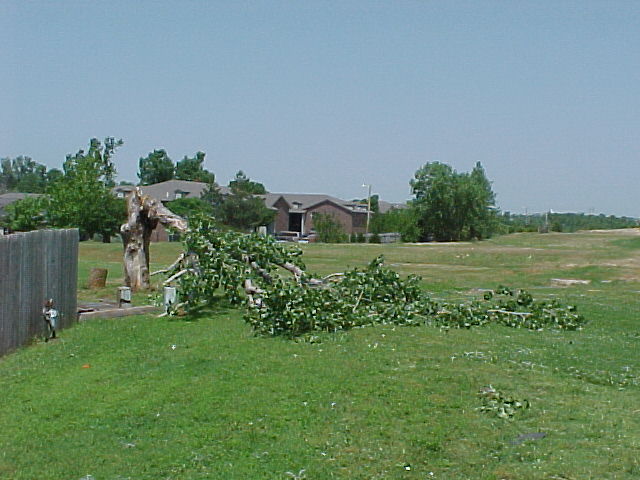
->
[1, 1, 638, 216]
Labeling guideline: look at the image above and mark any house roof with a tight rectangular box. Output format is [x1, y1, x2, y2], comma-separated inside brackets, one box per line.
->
[113, 180, 229, 202]
[261, 193, 369, 214]
[112, 181, 374, 215]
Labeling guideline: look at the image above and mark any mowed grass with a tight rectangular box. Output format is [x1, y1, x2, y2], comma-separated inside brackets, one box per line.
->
[1, 230, 640, 479]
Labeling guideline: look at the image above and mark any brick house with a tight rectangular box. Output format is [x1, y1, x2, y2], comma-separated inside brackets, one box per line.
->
[114, 181, 370, 240]
[261, 193, 369, 236]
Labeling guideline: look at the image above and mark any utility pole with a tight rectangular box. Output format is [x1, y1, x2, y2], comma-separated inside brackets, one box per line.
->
[362, 183, 372, 237]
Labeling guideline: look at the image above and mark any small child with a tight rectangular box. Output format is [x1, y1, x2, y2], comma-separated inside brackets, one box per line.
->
[43, 299, 59, 341]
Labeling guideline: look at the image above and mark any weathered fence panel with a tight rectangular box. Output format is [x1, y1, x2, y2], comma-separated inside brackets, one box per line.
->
[0, 229, 78, 356]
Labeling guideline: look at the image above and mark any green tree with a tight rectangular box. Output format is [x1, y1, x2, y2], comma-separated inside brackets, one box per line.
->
[464, 162, 498, 240]
[46, 168, 63, 186]
[3, 195, 48, 231]
[166, 197, 214, 220]
[201, 178, 223, 206]
[175, 151, 215, 183]
[410, 162, 460, 241]
[47, 137, 126, 241]
[354, 194, 379, 213]
[410, 161, 498, 242]
[213, 179, 274, 232]
[0, 158, 13, 192]
[0, 156, 51, 193]
[371, 207, 420, 242]
[138, 149, 175, 185]
[228, 170, 267, 194]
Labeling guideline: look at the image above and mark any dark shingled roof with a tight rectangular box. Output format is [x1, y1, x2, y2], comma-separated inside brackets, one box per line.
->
[260, 193, 369, 213]
[112, 181, 373, 215]
[113, 180, 229, 202]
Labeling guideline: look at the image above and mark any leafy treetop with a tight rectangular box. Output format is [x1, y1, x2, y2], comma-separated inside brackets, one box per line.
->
[228, 170, 267, 195]
[410, 161, 498, 241]
[212, 187, 274, 232]
[175, 152, 215, 183]
[138, 149, 175, 185]
[47, 137, 126, 240]
[0, 156, 60, 194]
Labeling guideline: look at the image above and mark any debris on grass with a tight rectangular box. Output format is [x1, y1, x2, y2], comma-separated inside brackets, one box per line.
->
[478, 385, 530, 419]
[511, 432, 547, 445]
[285, 468, 306, 480]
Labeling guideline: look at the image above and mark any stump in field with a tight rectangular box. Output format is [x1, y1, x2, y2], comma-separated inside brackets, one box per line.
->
[87, 268, 108, 288]
[121, 187, 187, 291]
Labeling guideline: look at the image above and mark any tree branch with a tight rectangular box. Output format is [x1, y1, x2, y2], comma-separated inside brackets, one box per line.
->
[151, 252, 186, 276]
[278, 262, 323, 285]
[164, 268, 196, 285]
[487, 309, 532, 317]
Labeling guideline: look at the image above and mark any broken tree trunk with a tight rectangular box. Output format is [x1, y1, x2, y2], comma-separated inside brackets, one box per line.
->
[121, 187, 188, 291]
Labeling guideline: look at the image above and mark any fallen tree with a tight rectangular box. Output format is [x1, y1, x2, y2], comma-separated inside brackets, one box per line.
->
[157, 216, 585, 337]
[120, 195, 585, 335]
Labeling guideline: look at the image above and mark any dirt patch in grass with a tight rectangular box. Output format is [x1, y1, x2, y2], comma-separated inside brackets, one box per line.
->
[390, 262, 490, 271]
[402, 242, 472, 246]
[585, 228, 640, 235]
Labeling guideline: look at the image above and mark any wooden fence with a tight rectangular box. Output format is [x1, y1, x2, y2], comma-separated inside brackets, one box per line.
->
[0, 229, 78, 356]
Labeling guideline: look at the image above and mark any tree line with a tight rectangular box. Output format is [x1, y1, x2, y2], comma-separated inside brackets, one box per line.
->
[369, 161, 498, 242]
[1, 138, 275, 239]
[501, 212, 638, 233]
[2, 138, 636, 241]
[369, 162, 636, 242]
[1, 156, 63, 194]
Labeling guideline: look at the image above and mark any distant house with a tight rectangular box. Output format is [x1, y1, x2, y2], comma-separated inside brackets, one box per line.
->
[114, 181, 371, 241]
[261, 193, 370, 236]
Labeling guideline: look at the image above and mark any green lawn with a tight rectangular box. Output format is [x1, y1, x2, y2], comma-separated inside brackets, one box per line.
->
[1, 230, 640, 479]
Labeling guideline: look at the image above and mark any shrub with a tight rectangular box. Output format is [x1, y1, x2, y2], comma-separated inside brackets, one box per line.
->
[313, 213, 347, 243]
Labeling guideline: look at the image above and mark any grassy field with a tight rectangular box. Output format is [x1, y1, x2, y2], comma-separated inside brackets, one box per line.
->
[1, 230, 639, 479]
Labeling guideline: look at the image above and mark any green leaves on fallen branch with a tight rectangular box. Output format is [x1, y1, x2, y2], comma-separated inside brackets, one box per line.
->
[244, 256, 437, 336]
[165, 219, 585, 337]
[174, 216, 305, 308]
[432, 286, 585, 331]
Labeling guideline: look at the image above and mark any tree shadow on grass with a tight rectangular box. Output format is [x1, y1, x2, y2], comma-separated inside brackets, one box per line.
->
[167, 294, 238, 323]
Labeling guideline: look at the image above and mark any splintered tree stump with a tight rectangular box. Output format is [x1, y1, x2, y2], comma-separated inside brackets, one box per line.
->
[88, 268, 108, 288]
[121, 188, 187, 292]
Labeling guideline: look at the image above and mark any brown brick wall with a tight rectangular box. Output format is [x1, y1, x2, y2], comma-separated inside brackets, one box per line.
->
[352, 212, 368, 230]
[273, 198, 290, 232]
[306, 202, 365, 235]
